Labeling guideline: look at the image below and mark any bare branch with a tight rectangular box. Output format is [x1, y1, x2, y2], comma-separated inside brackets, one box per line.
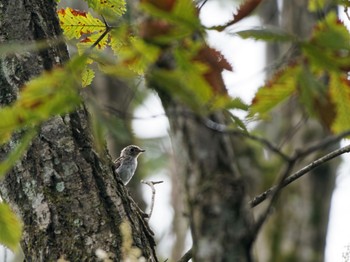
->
[294, 130, 350, 159]
[177, 248, 192, 262]
[141, 180, 163, 219]
[250, 143, 350, 207]
[204, 119, 291, 161]
[198, 0, 208, 11]
[251, 160, 296, 239]
[345, 6, 350, 21]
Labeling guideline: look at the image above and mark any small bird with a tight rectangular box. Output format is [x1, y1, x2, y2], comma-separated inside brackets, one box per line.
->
[114, 145, 145, 185]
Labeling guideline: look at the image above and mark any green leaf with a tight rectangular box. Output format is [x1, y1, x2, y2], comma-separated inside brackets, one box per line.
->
[0, 203, 22, 251]
[110, 32, 160, 74]
[312, 12, 350, 50]
[302, 12, 350, 72]
[84, 0, 126, 17]
[150, 67, 212, 112]
[230, 113, 248, 132]
[329, 73, 350, 133]
[297, 67, 327, 117]
[249, 64, 300, 117]
[172, 0, 201, 29]
[236, 27, 296, 42]
[0, 56, 83, 144]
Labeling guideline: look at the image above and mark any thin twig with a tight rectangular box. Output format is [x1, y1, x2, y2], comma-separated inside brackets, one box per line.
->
[141, 180, 163, 219]
[250, 143, 350, 207]
[251, 160, 295, 240]
[204, 119, 291, 161]
[177, 248, 192, 262]
[198, 0, 208, 11]
[345, 6, 350, 21]
[294, 130, 350, 159]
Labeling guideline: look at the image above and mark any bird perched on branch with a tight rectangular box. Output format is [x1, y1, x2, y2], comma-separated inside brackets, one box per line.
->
[114, 145, 145, 185]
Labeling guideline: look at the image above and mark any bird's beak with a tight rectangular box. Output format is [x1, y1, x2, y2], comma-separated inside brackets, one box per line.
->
[140, 149, 146, 152]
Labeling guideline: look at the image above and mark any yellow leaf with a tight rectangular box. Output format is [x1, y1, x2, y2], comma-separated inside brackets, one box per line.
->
[86, 0, 126, 17]
[57, 8, 105, 40]
[82, 67, 95, 87]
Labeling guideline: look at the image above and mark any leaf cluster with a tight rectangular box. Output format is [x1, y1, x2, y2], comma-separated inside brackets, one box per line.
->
[245, 12, 350, 133]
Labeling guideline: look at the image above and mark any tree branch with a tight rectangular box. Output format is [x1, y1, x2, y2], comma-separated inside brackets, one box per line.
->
[141, 180, 163, 219]
[294, 130, 350, 159]
[203, 118, 291, 161]
[250, 143, 350, 207]
[251, 160, 296, 240]
[177, 248, 192, 262]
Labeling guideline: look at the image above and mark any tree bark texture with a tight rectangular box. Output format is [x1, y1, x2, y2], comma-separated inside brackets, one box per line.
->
[255, 1, 337, 261]
[0, 0, 157, 261]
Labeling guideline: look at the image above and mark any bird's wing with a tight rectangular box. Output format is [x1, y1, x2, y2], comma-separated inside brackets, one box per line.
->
[114, 156, 123, 170]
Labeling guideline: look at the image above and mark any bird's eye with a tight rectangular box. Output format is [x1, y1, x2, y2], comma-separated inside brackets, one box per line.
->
[130, 148, 135, 153]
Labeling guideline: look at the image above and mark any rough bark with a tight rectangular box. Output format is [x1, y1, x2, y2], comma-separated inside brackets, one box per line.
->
[0, 0, 157, 261]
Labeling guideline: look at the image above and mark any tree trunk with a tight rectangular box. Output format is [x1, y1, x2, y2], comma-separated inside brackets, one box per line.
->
[256, 1, 337, 261]
[0, 0, 157, 261]
[148, 85, 254, 261]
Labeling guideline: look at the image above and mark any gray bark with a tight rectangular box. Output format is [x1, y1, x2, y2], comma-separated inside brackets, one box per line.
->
[0, 0, 157, 261]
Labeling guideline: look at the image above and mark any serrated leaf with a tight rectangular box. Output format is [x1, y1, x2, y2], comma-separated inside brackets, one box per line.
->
[312, 12, 350, 50]
[0, 203, 22, 251]
[236, 27, 296, 42]
[232, 0, 263, 24]
[329, 73, 350, 133]
[303, 12, 350, 72]
[172, 0, 200, 28]
[84, 0, 126, 17]
[77, 32, 110, 62]
[81, 67, 95, 87]
[250, 64, 300, 117]
[58, 8, 105, 40]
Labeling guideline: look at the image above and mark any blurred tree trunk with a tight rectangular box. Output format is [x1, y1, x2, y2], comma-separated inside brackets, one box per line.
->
[0, 0, 157, 261]
[256, 1, 337, 261]
[148, 65, 254, 261]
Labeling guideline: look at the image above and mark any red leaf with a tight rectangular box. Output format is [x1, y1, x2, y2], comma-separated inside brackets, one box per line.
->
[70, 9, 88, 18]
[194, 46, 232, 94]
[233, 0, 262, 23]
